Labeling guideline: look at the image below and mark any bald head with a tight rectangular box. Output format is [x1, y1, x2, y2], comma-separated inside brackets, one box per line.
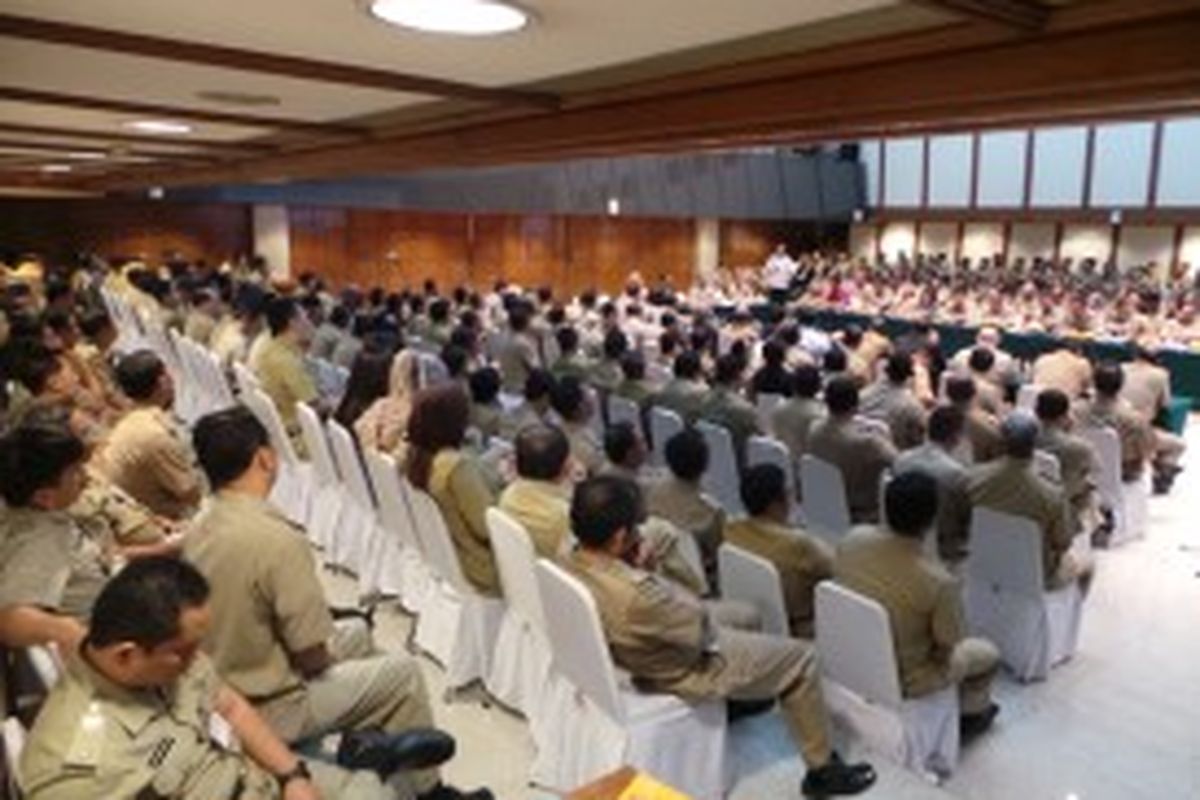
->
[1001, 411, 1040, 459]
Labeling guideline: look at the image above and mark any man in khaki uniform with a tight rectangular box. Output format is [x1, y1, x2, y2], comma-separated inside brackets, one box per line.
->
[964, 348, 1007, 417]
[967, 413, 1091, 591]
[251, 296, 319, 452]
[551, 376, 606, 476]
[645, 428, 726, 587]
[651, 350, 708, 422]
[1032, 341, 1093, 399]
[20, 557, 401, 800]
[498, 425, 576, 558]
[496, 306, 540, 394]
[807, 377, 897, 524]
[1078, 364, 1157, 483]
[835, 472, 1000, 733]
[496, 368, 555, 441]
[725, 464, 833, 638]
[1034, 389, 1098, 537]
[563, 476, 876, 798]
[99, 350, 202, 520]
[1122, 347, 1185, 491]
[858, 353, 927, 451]
[946, 375, 1004, 465]
[893, 406, 973, 565]
[613, 351, 658, 408]
[699, 353, 762, 450]
[769, 364, 826, 467]
[184, 407, 486, 800]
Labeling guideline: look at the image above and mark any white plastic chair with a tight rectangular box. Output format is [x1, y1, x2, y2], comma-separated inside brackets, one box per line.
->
[242, 391, 310, 527]
[756, 392, 784, 433]
[606, 395, 642, 435]
[746, 434, 804, 525]
[296, 403, 346, 557]
[233, 361, 260, 398]
[364, 450, 429, 613]
[1080, 425, 1146, 546]
[534, 560, 728, 798]
[799, 454, 852, 543]
[964, 508, 1085, 682]
[816, 582, 959, 778]
[1016, 384, 1042, 411]
[648, 406, 685, 468]
[696, 420, 745, 517]
[3, 716, 27, 798]
[717, 543, 789, 637]
[326, 420, 378, 580]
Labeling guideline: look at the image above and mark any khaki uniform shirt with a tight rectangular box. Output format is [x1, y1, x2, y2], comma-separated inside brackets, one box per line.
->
[71, 466, 171, 547]
[859, 381, 927, 451]
[835, 528, 967, 699]
[183, 311, 217, 347]
[550, 353, 594, 383]
[564, 420, 606, 476]
[893, 443, 972, 562]
[651, 379, 708, 422]
[429, 449, 501, 596]
[251, 335, 317, 438]
[769, 397, 825, 464]
[1121, 361, 1171, 420]
[0, 507, 109, 620]
[183, 492, 334, 715]
[98, 406, 201, 521]
[807, 416, 897, 524]
[966, 456, 1072, 588]
[1036, 427, 1097, 533]
[1078, 397, 1156, 481]
[496, 401, 549, 442]
[498, 478, 572, 559]
[614, 378, 657, 408]
[19, 652, 277, 800]
[588, 360, 625, 394]
[498, 332, 539, 394]
[723, 517, 833, 638]
[469, 401, 504, 441]
[1032, 350, 1093, 399]
[645, 476, 725, 576]
[961, 407, 1005, 465]
[699, 388, 762, 449]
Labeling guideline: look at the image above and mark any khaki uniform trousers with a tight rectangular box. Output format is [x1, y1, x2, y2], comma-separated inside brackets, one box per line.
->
[668, 628, 832, 768]
[1154, 429, 1185, 470]
[704, 598, 762, 632]
[948, 637, 1000, 716]
[308, 759, 396, 800]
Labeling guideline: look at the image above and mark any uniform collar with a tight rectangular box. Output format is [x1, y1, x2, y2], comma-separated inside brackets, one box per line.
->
[68, 646, 163, 735]
[511, 477, 571, 499]
[212, 489, 291, 525]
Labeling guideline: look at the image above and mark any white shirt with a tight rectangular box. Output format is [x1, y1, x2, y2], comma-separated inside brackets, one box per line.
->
[763, 252, 797, 290]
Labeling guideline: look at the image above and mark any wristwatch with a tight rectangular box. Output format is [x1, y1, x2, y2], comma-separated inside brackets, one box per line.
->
[275, 760, 312, 789]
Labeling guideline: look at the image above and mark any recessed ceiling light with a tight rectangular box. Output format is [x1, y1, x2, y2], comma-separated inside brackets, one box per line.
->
[41, 164, 72, 173]
[369, 0, 529, 36]
[65, 151, 106, 161]
[125, 120, 193, 135]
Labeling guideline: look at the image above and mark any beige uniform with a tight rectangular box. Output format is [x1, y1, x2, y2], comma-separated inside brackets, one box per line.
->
[614, 378, 657, 409]
[966, 457, 1083, 589]
[19, 651, 390, 800]
[71, 466, 172, 548]
[97, 406, 202, 521]
[251, 335, 317, 448]
[496, 401, 549, 442]
[960, 407, 1005, 465]
[183, 310, 217, 346]
[723, 517, 833, 638]
[1078, 397, 1156, 481]
[550, 353, 593, 383]
[645, 476, 726, 584]
[429, 449, 501, 597]
[651, 378, 707, 422]
[183, 491, 438, 794]
[769, 397, 825, 465]
[699, 388, 762, 450]
[858, 381, 927, 451]
[587, 359, 624, 393]
[563, 548, 834, 767]
[498, 478, 573, 558]
[834, 528, 998, 714]
[468, 401, 504, 442]
[807, 416, 897, 524]
[497, 332, 539, 393]
[0, 507, 110, 621]
[1121, 360, 1185, 470]
[893, 443, 972, 563]
[1037, 427, 1098, 536]
[563, 420, 606, 476]
[1032, 350, 1093, 399]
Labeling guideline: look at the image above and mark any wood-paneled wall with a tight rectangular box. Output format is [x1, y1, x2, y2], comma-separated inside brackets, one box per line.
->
[288, 206, 696, 296]
[0, 199, 251, 266]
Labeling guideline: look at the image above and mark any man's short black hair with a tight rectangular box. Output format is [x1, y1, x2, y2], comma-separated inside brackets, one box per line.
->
[78, 309, 114, 340]
[762, 340, 786, 366]
[193, 406, 270, 490]
[714, 353, 744, 386]
[551, 375, 586, 421]
[468, 366, 501, 404]
[885, 470, 939, 538]
[570, 475, 641, 548]
[823, 347, 848, 373]
[114, 349, 166, 401]
[514, 424, 570, 480]
[604, 421, 640, 465]
[885, 352, 914, 384]
[620, 351, 645, 381]
[603, 329, 628, 360]
[0, 420, 86, 506]
[824, 376, 859, 415]
[1094, 362, 1124, 397]
[6, 340, 63, 394]
[555, 326, 579, 354]
[1035, 388, 1070, 422]
[673, 350, 702, 380]
[664, 428, 708, 481]
[945, 375, 977, 404]
[265, 296, 298, 336]
[524, 368, 556, 403]
[88, 557, 210, 650]
[792, 364, 821, 398]
[740, 463, 788, 516]
[968, 347, 996, 374]
[927, 405, 965, 445]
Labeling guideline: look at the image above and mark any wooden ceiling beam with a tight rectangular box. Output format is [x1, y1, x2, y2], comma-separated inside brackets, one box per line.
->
[0, 86, 365, 135]
[0, 137, 219, 162]
[908, 0, 1050, 30]
[0, 122, 276, 152]
[0, 13, 559, 110]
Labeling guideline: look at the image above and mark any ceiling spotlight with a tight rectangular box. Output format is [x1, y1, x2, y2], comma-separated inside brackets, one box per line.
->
[369, 0, 530, 36]
[607, 197, 621, 216]
[41, 164, 72, 173]
[125, 120, 193, 135]
[65, 151, 106, 161]
[148, 187, 165, 200]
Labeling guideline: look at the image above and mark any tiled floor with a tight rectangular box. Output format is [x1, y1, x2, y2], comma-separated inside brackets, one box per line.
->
[323, 419, 1200, 799]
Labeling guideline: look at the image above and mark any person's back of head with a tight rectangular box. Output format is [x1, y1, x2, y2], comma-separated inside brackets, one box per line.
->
[665, 428, 708, 483]
[740, 463, 788, 517]
[1093, 362, 1123, 398]
[843, 325, 863, 349]
[265, 296, 298, 337]
[604, 421, 644, 468]
[762, 340, 785, 367]
[620, 351, 645, 381]
[823, 346, 847, 374]
[945, 375, 976, 406]
[673, 350, 702, 381]
[792, 364, 821, 399]
[429, 298, 450, 324]
[555, 326, 579, 356]
[524, 368, 556, 404]
[926, 405, 964, 448]
[824, 375, 859, 417]
[440, 344, 468, 379]
[78, 308, 115, 345]
[193, 406, 271, 491]
[1001, 411, 1040, 459]
[968, 346, 995, 375]
[603, 329, 628, 361]
[714, 352, 744, 387]
[1034, 389, 1070, 424]
[884, 352, 913, 385]
[659, 330, 679, 358]
[551, 375, 588, 423]
[114, 349, 166, 403]
[0, 418, 86, 508]
[514, 424, 570, 481]
[570, 475, 641, 550]
[884, 471, 939, 538]
[6, 339, 66, 395]
[508, 305, 531, 333]
[468, 366, 501, 405]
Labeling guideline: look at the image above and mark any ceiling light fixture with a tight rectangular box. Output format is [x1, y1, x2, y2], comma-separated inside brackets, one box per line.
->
[41, 164, 72, 173]
[369, 0, 529, 36]
[125, 120, 193, 135]
[66, 151, 107, 161]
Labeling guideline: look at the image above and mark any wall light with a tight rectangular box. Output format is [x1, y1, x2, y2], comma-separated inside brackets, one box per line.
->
[607, 197, 621, 216]
[125, 120, 193, 135]
[1109, 209, 1123, 226]
[148, 186, 165, 200]
[40, 164, 72, 173]
[369, 0, 530, 36]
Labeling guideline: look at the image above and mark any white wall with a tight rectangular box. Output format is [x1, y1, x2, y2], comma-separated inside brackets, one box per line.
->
[1009, 223, 1056, 262]
[1060, 224, 1111, 263]
[695, 217, 720, 280]
[961, 223, 1004, 262]
[879, 222, 917, 262]
[919, 222, 957, 259]
[1119, 226, 1173, 270]
[252, 204, 291, 278]
[849, 224, 876, 261]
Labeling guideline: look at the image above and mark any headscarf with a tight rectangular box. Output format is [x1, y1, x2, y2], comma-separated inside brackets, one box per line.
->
[354, 349, 421, 454]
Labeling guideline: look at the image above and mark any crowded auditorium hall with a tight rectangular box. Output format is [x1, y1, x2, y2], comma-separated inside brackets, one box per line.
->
[1, 2, 1199, 799]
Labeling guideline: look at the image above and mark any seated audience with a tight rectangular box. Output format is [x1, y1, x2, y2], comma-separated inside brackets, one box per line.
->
[945, 374, 1004, 464]
[600, 420, 657, 488]
[858, 352, 927, 450]
[1079, 363, 1156, 483]
[549, 325, 591, 381]
[589, 329, 628, 392]
[1034, 389, 1098, 537]
[750, 339, 793, 400]
[613, 350, 656, 408]
[355, 349, 421, 456]
[498, 368, 555, 441]
[807, 376, 896, 524]
[550, 375, 605, 476]
[467, 366, 503, 441]
[770, 364, 826, 465]
[251, 296, 320, 452]
[1032, 340, 1093, 399]
[498, 425, 575, 558]
[893, 406, 973, 564]
[653, 350, 708, 422]
[700, 352, 762, 449]
[965, 347, 1006, 416]
[1121, 347, 1185, 493]
[646, 428, 726, 586]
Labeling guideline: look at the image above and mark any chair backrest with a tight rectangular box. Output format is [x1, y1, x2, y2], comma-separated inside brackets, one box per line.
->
[245, 390, 298, 465]
[815, 581, 904, 709]
[405, 483, 470, 590]
[1034, 448, 1062, 484]
[486, 508, 548, 634]
[696, 421, 745, 516]
[745, 435, 794, 480]
[3, 716, 27, 796]
[1079, 424, 1121, 507]
[296, 403, 339, 486]
[648, 406, 684, 467]
[326, 420, 376, 509]
[756, 392, 784, 433]
[1016, 383, 1041, 411]
[534, 559, 624, 721]
[799, 454, 852, 542]
[966, 507, 1045, 598]
[607, 394, 642, 434]
[718, 543, 789, 637]
[233, 361, 260, 397]
[363, 450, 421, 552]
[672, 527, 709, 596]
[854, 415, 891, 441]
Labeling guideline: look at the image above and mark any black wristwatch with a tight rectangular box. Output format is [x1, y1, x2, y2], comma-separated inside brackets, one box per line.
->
[276, 760, 312, 789]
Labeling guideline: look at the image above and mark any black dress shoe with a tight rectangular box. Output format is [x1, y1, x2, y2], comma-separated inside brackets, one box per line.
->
[801, 754, 876, 797]
[417, 784, 495, 800]
[960, 702, 1000, 739]
[727, 697, 775, 723]
[337, 727, 456, 778]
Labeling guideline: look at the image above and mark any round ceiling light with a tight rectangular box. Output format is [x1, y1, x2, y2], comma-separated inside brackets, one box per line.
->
[369, 0, 529, 36]
[41, 164, 72, 173]
[124, 120, 193, 135]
